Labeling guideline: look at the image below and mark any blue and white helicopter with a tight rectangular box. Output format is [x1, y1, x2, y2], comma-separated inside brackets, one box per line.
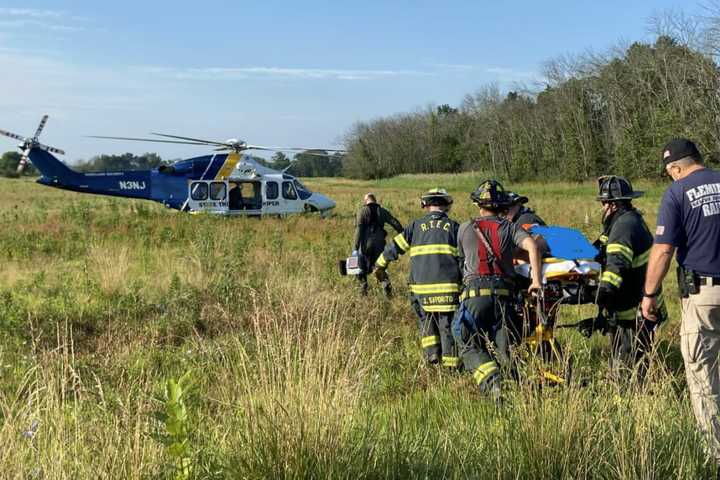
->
[0, 115, 340, 216]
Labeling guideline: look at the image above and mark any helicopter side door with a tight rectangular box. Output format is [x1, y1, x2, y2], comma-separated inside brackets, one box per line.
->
[261, 180, 282, 215]
[227, 180, 262, 215]
[260, 179, 305, 215]
[187, 180, 229, 214]
[280, 180, 305, 214]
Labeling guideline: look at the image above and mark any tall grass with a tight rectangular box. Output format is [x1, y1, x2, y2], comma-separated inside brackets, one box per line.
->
[0, 321, 162, 479]
[0, 177, 710, 478]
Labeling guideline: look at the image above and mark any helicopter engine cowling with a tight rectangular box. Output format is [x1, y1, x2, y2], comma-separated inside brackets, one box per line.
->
[159, 159, 195, 175]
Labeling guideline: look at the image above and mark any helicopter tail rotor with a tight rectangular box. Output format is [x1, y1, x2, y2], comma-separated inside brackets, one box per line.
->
[33, 114, 48, 139]
[0, 115, 65, 175]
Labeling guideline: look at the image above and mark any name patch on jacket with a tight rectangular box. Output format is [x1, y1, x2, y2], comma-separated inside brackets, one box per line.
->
[422, 295, 456, 305]
[420, 220, 452, 232]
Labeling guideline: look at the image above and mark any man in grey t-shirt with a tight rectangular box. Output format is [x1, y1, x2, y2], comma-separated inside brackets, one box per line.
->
[452, 180, 542, 397]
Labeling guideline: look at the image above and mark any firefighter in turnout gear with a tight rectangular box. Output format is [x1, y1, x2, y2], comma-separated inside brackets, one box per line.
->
[353, 193, 404, 296]
[375, 188, 462, 368]
[506, 191, 546, 229]
[453, 180, 543, 395]
[594, 175, 666, 381]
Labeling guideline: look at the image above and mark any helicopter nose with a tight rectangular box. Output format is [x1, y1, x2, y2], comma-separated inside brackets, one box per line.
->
[311, 193, 336, 211]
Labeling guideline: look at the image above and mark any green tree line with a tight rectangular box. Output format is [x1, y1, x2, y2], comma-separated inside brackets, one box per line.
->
[0, 151, 38, 177]
[342, 32, 720, 180]
[74, 153, 165, 172]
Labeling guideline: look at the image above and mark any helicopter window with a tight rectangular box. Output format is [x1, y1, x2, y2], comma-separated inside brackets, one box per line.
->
[190, 182, 208, 201]
[293, 180, 312, 200]
[282, 181, 297, 200]
[210, 182, 226, 201]
[266, 181, 278, 200]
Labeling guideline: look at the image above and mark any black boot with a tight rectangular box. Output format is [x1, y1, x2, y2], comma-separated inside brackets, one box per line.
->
[382, 280, 393, 299]
[480, 373, 503, 406]
[358, 274, 369, 296]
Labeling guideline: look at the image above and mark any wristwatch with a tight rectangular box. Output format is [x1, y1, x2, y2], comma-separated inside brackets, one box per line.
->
[643, 290, 659, 298]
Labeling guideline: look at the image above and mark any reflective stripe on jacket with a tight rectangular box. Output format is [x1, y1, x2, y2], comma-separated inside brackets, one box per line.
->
[597, 208, 653, 312]
[377, 211, 461, 312]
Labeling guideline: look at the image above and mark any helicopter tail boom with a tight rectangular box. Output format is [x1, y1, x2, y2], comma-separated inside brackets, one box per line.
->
[28, 148, 80, 181]
[30, 148, 153, 200]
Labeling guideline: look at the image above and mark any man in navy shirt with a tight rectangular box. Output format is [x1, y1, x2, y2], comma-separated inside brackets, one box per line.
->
[642, 138, 720, 468]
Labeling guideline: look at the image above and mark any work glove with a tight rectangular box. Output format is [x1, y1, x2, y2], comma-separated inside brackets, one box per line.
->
[577, 317, 595, 338]
[596, 286, 617, 311]
[593, 312, 609, 335]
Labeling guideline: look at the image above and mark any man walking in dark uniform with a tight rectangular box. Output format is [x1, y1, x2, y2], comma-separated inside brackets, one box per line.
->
[642, 139, 720, 471]
[375, 188, 462, 369]
[594, 176, 666, 381]
[452, 180, 542, 395]
[353, 192, 403, 296]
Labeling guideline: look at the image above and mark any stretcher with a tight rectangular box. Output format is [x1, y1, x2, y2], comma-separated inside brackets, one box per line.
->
[513, 226, 600, 385]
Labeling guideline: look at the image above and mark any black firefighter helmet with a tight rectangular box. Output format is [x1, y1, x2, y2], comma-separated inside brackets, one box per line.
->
[470, 179, 512, 208]
[507, 191, 529, 205]
[421, 187, 453, 207]
[596, 175, 643, 202]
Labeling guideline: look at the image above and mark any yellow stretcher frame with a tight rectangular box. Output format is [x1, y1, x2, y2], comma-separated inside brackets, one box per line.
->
[516, 275, 593, 386]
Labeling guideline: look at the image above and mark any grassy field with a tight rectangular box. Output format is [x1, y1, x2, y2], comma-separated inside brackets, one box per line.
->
[0, 174, 710, 479]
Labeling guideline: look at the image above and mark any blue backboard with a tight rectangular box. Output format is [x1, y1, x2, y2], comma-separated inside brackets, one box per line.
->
[530, 225, 598, 260]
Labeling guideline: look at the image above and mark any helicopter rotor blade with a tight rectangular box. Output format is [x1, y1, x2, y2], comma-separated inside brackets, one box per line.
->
[242, 146, 276, 152]
[16, 146, 31, 174]
[0, 128, 27, 142]
[37, 143, 65, 155]
[245, 144, 346, 153]
[150, 132, 229, 147]
[33, 115, 48, 139]
[87, 135, 208, 145]
[291, 151, 346, 157]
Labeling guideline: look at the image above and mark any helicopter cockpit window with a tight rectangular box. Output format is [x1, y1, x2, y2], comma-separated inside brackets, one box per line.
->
[282, 181, 297, 200]
[191, 182, 208, 201]
[266, 181, 278, 200]
[210, 182, 226, 201]
[293, 180, 312, 200]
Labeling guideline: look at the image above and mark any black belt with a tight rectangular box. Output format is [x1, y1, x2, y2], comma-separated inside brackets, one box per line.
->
[698, 276, 720, 286]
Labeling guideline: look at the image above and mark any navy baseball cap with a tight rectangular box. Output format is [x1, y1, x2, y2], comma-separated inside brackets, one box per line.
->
[662, 138, 702, 165]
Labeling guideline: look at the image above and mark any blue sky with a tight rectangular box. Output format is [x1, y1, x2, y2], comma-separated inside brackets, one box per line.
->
[0, 0, 706, 161]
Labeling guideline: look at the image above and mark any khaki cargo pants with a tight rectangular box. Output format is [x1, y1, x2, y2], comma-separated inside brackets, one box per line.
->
[681, 284, 720, 461]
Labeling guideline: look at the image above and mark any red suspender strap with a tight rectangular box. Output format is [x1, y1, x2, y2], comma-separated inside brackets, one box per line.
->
[473, 220, 504, 276]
